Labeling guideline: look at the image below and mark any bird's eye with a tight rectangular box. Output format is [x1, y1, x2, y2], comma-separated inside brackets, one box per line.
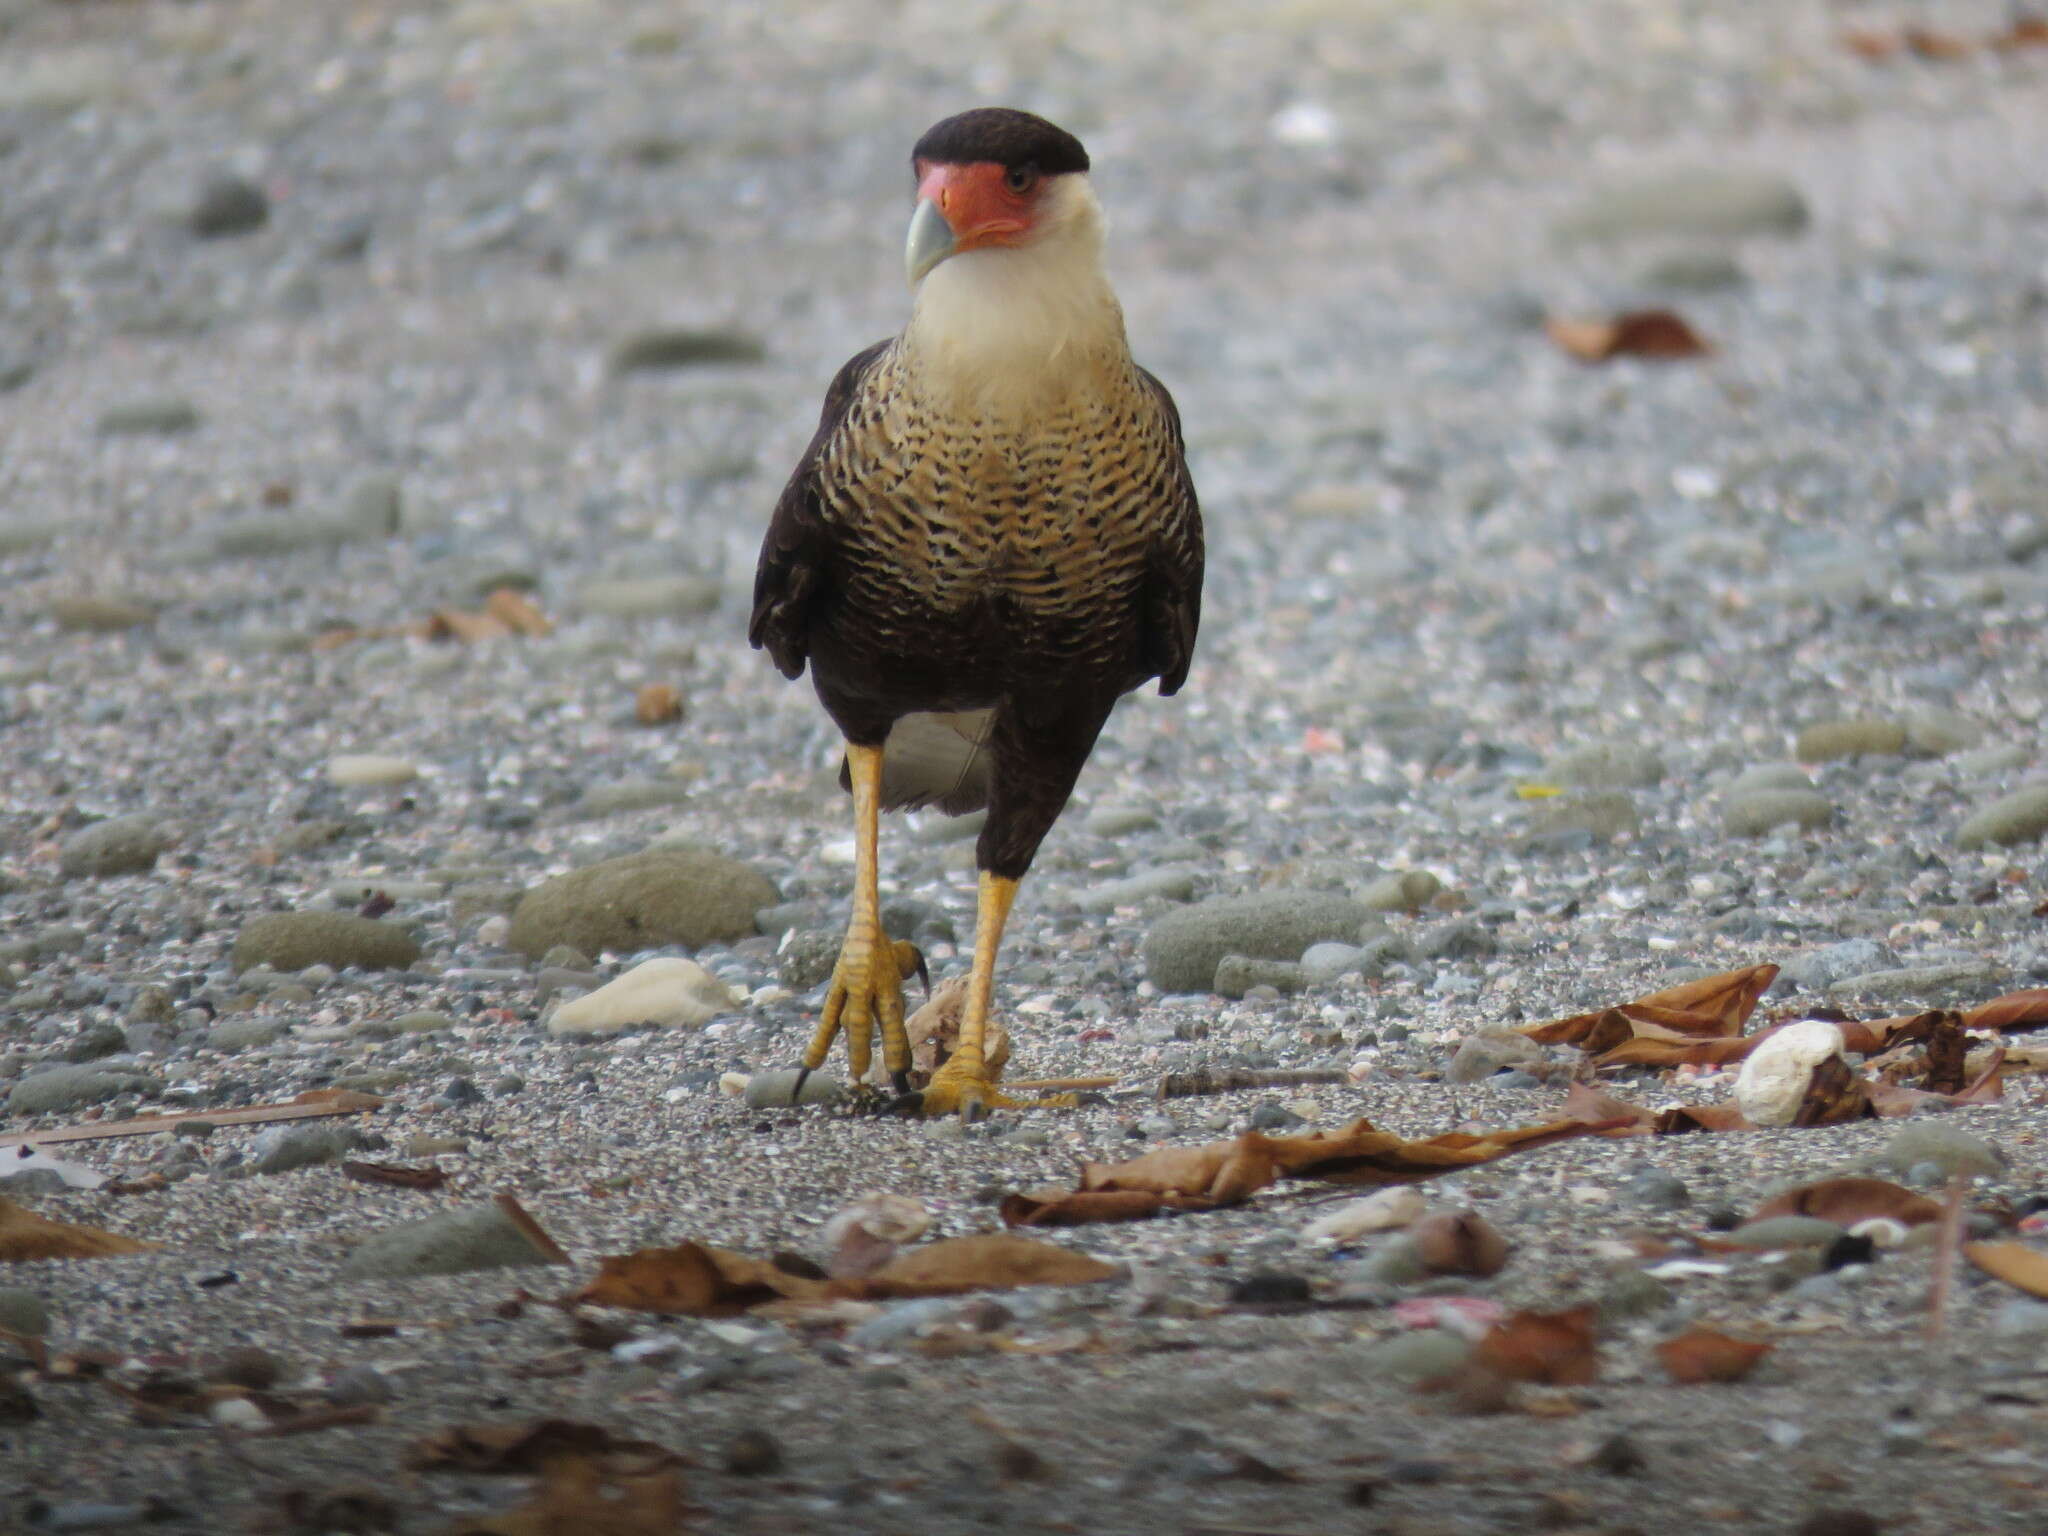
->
[1004, 166, 1038, 195]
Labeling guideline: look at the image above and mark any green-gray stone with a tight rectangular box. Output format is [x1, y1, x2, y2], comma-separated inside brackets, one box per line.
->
[609, 327, 765, 372]
[339, 1201, 569, 1280]
[777, 929, 841, 990]
[1213, 955, 1305, 998]
[1795, 719, 1907, 762]
[391, 1010, 458, 1035]
[575, 577, 721, 621]
[1877, 1123, 2004, 1181]
[1357, 870, 1442, 913]
[568, 779, 697, 820]
[1142, 891, 1372, 993]
[1726, 1215, 1845, 1250]
[1359, 1327, 1472, 1383]
[1725, 763, 1813, 798]
[232, 912, 422, 974]
[253, 1125, 355, 1175]
[1724, 789, 1834, 837]
[1904, 709, 1982, 758]
[1526, 791, 1640, 843]
[206, 1017, 285, 1052]
[0, 1288, 49, 1337]
[7, 1064, 162, 1115]
[98, 397, 200, 436]
[1554, 168, 1809, 244]
[58, 815, 170, 878]
[1546, 743, 1665, 789]
[1597, 1269, 1674, 1324]
[507, 847, 777, 958]
[49, 596, 155, 633]
[450, 882, 525, 921]
[1957, 784, 2048, 850]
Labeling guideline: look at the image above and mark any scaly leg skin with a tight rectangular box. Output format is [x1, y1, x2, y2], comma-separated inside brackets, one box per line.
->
[793, 744, 920, 1100]
[916, 870, 1078, 1120]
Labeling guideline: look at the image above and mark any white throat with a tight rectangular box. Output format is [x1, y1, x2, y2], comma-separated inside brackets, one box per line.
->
[902, 176, 1126, 417]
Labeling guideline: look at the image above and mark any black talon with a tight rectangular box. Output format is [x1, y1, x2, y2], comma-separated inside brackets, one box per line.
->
[907, 944, 930, 996]
[957, 1097, 989, 1126]
[885, 1090, 926, 1119]
[890, 1067, 912, 1095]
[789, 1066, 811, 1106]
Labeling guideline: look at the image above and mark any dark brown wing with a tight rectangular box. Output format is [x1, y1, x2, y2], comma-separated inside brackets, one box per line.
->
[1136, 366, 1203, 696]
[748, 339, 892, 679]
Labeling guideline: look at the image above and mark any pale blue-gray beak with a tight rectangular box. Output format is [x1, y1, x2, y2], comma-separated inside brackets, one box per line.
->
[904, 197, 957, 286]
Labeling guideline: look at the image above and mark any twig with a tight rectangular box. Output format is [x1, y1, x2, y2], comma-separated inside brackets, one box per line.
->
[1004, 1076, 1120, 1092]
[1925, 1172, 1966, 1341]
[1156, 1068, 1347, 1101]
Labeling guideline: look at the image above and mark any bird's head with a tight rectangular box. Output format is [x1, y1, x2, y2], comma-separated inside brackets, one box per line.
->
[903, 108, 1095, 287]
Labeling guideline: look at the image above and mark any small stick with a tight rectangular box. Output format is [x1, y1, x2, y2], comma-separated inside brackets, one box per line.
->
[1003, 1076, 1120, 1092]
[1157, 1068, 1347, 1101]
[1925, 1172, 1966, 1341]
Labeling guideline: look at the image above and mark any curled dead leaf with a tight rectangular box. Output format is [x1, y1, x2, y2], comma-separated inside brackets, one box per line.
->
[853, 1233, 1118, 1298]
[1655, 1325, 1773, 1384]
[1752, 1177, 1942, 1228]
[1963, 988, 2048, 1034]
[572, 1242, 828, 1316]
[340, 1161, 449, 1192]
[1412, 1211, 1510, 1277]
[906, 976, 1009, 1082]
[0, 1197, 158, 1262]
[1791, 1054, 1877, 1127]
[482, 588, 552, 638]
[1964, 1241, 2048, 1299]
[633, 683, 683, 726]
[1473, 1305, 1598, 1386]
[999, 1188, 1190, 1227]
[1546, 309, 1710, 363]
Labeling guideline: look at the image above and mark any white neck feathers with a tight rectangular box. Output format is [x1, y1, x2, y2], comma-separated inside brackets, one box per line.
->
[902, 176, 1127, 418]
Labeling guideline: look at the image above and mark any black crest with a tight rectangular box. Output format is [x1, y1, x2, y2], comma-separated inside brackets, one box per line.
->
[912, 108, 1090, 177]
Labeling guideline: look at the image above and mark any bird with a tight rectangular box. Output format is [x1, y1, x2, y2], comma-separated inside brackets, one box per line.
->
[749, 107, 1203, 1118]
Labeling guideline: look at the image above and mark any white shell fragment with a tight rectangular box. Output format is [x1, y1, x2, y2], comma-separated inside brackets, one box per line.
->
[1302, 1186, 1425, 1245]
[1734, 1019, 1847, 1127]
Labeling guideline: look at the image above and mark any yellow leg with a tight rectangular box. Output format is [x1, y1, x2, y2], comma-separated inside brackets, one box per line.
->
[796, 744, 916, 1095]
[918, 871, 1077, 1119]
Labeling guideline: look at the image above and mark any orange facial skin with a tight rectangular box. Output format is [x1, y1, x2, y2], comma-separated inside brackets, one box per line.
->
[913, 160, 1039, 250]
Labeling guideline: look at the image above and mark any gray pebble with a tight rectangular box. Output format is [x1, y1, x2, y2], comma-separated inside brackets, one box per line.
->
[1724, 789, 1834, 837]
[0, 1287, 50, 1336]
[1213, 954, 1304, 998]
[232, 912, 421, 975]
[1357, 1325, 1470, 1382]
[1596, 1269, 1673, 1323]
[1795, 718, 1907, 761]
[1957, 784, 2048, 849]
[1357, 871, 1442, 913]
[1078, 868, 1198, 912]
[1878, 1122, 2004, 1181]
[58, 816, 171, 879]
[190, 173, 269, 237]
[7, 1064, 162, 1115]
[1143, 891, 1369, 993]
[252, 1125, 356, 1176]
[97, 398, 200, 436]
[1445, 1031, 1543, 1084]
[1554, 167, 1808, 243]
[340, 1200, 569, 1280]
[1827, 961, 2002, 1003]
[1623, 1167, 1690, 1209]
[1725, 763, 1814, 798]
[1546, 742, 1665, 789]
[744, 1068, 846, 1109]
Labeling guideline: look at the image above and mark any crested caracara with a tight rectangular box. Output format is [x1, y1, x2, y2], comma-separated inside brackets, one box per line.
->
[750, 107, 1203, 1118]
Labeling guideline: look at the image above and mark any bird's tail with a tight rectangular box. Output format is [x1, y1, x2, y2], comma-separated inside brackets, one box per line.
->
[844, 709, 994, 815]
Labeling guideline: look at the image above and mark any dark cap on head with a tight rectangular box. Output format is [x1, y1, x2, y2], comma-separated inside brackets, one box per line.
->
[912, 108, 1090, 177]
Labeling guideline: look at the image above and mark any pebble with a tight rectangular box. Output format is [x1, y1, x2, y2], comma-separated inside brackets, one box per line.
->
[1724, 789, 1835, 837]
[576, 576, 722, 620]
[508, 848, 776, 957]
[1213, 955, 1305, 997]
[1623, 1167, 1691, 1209]
[1077, 868, 1198, 912]
[206, 1017, 283, 1053]
[1954, 744, 2031, 779]
[1956, 784, 2048, 849]
[7, 1064, 162, 1115]
[1357, 871, 1442, 913]
[48, 596, 155, 633]
[1725, 763, 1814, 797]
[1826, 961, 2002, 1002]
[1728, 1216, 1848, 1250]
[63, 1022, 127, 1064]
[1795, 719, 1907, 762]
[1142, 891, 1370, 993]
[1735, 1019, 1845, 1126]
[390, 1010, 458, 1035]
[549, 957, 742, 1035]
[327, 754, 419, 788]
[1300, 941, 1369, 983]
[340, 1200, 569, 1280]
[1524, 791, 1639, 844]
[1553, 167, 1809, 243]
[96, 398, 199, 436]
[1638, 248, 1748, 291]
[0, 1288, 50, 1336]
[1596, 1269, 1673, 1323]
[1087, 805, 1160, 836]
[743, 1069, 846, 1109]
[1989, 1300, 2048, 1339]
[1903, 709, 1981, 757]
[189, 173, 269, 237]
[232, 912, 421, 974]
[1545, 742, 1664, 789]
[1358, 1328, 1471, 1383]
[1445, 1031, 1543, 1084]
[1778, 939, 1892, 992]
[724, 1428, 786, 1475]
[251, 1126, 355, 1175]
[1877, 1123, 2003, 1181]
[609, 327, 766, 372]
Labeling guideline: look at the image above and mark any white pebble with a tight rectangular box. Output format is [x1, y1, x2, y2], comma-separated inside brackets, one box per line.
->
[326, 752, 420, 787]
[1734, 1019, 1845, 1127]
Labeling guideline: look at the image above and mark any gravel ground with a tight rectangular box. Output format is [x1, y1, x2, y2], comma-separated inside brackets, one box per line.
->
[5, 0, 2048, 1531]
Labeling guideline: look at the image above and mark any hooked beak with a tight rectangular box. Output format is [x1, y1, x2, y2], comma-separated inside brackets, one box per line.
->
[904, 196, 956, 287]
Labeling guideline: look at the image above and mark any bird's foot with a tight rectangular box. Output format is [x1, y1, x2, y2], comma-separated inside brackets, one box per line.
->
[894, 1051, 1078, 1121]
[795, 927, 925, 1096]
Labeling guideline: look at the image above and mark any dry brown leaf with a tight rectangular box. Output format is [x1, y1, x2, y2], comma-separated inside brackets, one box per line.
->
[632, 683, 683, 726]
[571, 1242, 827, 1316]
[999, 1188, 1195, 1226]
[1412, 1211, 1510, 1277]
[1656, 1326, 1772, 1384]
[1993, 18, 2048, 50]
[483, 588, 553, 638]
[340, 1161, 449, 1192]
[1559, 1081, 1655, 1134]
[1963, 989, 2048, 1034]
[1904, 26, 1974, 58]
[1651, 1102, 1755, 1134]
[1545, 309, 1710, 363]
[1526, 965, 1774, 1052]
[425, 608, 513, 643]
[1752, 1177, 1942, 1228]
[1840, 28, 1903, 59]
[1473, 1305, 1598, 1385]
[0, 1090, 383, 1150]
[854, 1233, 1118, 1297]
[1965, 1241, 2048, 1298]
[1079, 1134, 1279, 1203]
[1594, 1032, 1771, 1070]
[906, 976, 1009, 1082]
[441, 1451, 685, 1536]
[1790, 1054, 1877, 1126]
[405, 1419, 672, 1474]
[0, 1197, 158, 1262]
